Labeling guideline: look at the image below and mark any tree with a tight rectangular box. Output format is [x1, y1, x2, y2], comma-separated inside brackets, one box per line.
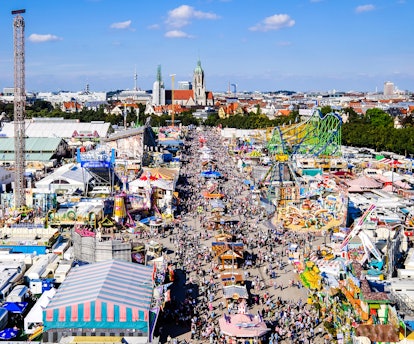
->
[365, 108, 393, 127]
[204, 113, 219, 127]
[320, 106, 332, 116]
[400, 114, 414, 127]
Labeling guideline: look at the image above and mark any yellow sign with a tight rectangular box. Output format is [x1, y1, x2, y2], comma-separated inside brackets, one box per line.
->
[276, 154, 289, 162]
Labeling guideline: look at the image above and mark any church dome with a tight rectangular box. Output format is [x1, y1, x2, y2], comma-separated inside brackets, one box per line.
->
[194, 60, 203, 74]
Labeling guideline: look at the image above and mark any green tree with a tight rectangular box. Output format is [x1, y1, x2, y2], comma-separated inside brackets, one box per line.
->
[204, 113, 219, 127]
[365, 108, 393, 127]
[320, 106, 333, 116]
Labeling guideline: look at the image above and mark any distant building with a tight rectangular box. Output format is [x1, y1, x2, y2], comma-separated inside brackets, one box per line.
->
[161, 60, 214, 108]
[193, 60, 207, 106]
[36, 89, 107, 106]
[116, 90, 152, 104]
[110, 72, 152, 104]
[61, 101, 83, 113]
[152, 65, 166, 106]
[0, 87, 35, 104]
[2, 88, 13, 97]
[384, 81, 395, 97]
[178, 81, 192, 90]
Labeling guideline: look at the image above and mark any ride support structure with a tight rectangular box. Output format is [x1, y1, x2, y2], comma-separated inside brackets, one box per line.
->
[267, 109, 342, 159]
[12, 9, 27, 209]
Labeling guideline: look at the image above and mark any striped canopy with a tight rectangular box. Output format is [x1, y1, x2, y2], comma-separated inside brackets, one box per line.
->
[43, 260, 154, 332]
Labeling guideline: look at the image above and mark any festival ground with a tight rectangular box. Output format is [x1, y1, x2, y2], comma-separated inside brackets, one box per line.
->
[156, 213, 328, 343]
[147, 128, 332, 344]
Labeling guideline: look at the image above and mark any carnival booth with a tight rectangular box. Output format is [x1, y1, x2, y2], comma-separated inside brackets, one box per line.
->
[215, 232, 232, 242]
[218, 313, 270, 343]
[220, 271, 244, 286]
[212, 242, 244, 271]
[222, 285, 249, 308]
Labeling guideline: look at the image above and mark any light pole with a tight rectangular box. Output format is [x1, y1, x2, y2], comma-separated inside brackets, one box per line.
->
[123, 103, 127, 130]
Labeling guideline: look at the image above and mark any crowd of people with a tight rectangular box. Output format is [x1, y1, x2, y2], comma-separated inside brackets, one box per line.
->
[155, 127, 329, 344]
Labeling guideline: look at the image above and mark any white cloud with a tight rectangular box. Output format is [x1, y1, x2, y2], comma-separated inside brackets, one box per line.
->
[249, 14, 295, 32]
[166, 5, 219, 28]
[355, 4, 375, 13]
[148, 24, 160, 30]
[28, 34, 62, 43]
[165, 30, 193, 38]
[110, 20, 132, 29]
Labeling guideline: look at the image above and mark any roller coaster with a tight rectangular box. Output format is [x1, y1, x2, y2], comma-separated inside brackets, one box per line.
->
[261, 109, 343, 209]
[267, 109, 342, 159]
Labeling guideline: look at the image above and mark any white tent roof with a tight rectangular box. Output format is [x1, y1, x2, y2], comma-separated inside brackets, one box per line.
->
[382, 171, 403, 181]
[35, 163, 92, 189]
[24, 288, 56, 334]
[1, 120, 111, 139]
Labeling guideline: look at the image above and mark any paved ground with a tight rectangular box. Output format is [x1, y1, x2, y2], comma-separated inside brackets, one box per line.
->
[146, 129, 330, 343]
[154, 218, 327, 343]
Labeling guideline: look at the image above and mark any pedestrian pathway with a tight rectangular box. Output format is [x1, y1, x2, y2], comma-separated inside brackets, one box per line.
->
[147, 127, 331, 344]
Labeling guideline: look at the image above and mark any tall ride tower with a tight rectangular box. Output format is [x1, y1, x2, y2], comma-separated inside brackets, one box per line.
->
[12, 9, 26, 208]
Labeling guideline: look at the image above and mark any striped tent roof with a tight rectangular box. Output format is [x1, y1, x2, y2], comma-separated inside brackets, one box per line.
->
[44, 260, 154, 330]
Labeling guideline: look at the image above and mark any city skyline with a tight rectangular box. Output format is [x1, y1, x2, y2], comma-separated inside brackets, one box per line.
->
[0, 0, 413, 94]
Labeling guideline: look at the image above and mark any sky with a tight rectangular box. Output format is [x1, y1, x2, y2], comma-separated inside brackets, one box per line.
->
[0, 0, 413, 94]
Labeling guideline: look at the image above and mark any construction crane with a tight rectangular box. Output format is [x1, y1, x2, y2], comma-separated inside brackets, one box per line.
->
[12, 9, 26, 209]
[170, 74, 176, 127]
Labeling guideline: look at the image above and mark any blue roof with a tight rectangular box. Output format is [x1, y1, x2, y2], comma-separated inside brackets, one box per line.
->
[140, 215, 158, 225]
[158, 140, 183, 147]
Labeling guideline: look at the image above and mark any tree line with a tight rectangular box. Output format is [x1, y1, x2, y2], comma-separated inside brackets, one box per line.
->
[1, 100, 413, 155]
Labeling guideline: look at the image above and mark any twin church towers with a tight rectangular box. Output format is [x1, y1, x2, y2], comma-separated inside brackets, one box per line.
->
[152, 60, 211, 107]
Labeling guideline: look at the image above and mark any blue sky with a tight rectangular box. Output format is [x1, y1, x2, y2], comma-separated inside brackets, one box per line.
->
[0, 0, 412, 93]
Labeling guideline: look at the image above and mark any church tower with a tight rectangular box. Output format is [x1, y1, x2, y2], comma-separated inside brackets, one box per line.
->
[193, 60, 206, 106]
[152, 65, 165, 106]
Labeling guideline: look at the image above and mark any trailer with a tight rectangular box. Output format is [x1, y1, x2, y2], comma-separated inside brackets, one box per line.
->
[6, 284, 28, 303]
[54, 261, 72, 284]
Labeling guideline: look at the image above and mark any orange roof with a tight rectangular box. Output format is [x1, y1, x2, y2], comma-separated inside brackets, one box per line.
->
[225, 102, 239, 114]
[167, 104, 186, 113]
[278, 109, 291, 116]
[113, 101, 139, 108]
[246, 99, 262, 105]
[63, 101, 82, 109]
[173, 90, 194, 101]
[154, 105, 165, 113]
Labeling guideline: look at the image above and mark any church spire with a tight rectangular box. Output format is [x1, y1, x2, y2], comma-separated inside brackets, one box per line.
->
[194, 59, 203, 74]
[156, 65, 162, 83]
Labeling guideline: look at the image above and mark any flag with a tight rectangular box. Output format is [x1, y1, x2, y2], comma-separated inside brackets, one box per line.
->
[152, 263, 156, 281]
